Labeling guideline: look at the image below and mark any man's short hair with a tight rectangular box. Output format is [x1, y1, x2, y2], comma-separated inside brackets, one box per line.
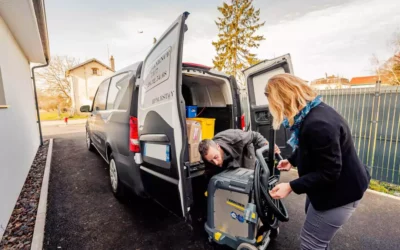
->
[198, 139, 217, 157]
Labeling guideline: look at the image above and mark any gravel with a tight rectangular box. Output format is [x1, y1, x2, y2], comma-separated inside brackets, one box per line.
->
[0, 140, 49, 250]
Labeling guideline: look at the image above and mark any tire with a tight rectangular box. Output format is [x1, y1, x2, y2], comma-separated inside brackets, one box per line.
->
[237, 243, 258, 250]
[109, 154, 124, 200]
[270, 227, 279, 240]
[86, 131, 95, 152]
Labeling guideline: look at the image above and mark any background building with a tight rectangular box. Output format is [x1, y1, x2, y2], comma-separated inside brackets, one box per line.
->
[349, 75, 391, 88]
[310, 73, 350, 90]
[66, 57, 115, 113]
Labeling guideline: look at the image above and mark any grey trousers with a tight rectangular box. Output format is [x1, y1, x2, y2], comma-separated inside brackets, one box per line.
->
[300, 198, 359, 250]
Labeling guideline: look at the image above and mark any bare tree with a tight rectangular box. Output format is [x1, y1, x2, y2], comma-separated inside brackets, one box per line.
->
[36, 55, 80, 104]
[37, 90, 70, 113]
[372, 32, 400, 85]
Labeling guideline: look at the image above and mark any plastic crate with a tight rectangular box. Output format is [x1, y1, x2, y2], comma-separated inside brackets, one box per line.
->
[186, 106, 198, 118]
[187, 117, 216, 140]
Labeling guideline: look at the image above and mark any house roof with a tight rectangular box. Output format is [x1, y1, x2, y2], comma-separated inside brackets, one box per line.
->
[349, 75, 391, 85]
[311, 76, 350, 85]
[67, 58, 115, 73]
[32, 0, 50, 61]
[0, 0, 50, 63]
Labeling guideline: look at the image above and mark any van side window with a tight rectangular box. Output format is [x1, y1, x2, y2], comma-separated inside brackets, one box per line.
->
[106, 72, 130, 110]
[116, 82, 132, 110]
[93, 79, 110, 111]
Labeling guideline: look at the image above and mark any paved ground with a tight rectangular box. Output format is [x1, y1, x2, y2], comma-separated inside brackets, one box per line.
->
[41, 119, 87, 127]
[44, 129, 400, 250]
[42, 123, 86, 137]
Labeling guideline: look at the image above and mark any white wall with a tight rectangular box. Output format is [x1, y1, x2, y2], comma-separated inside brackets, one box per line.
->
[311, 84, 351, 90]
[0, 16, 40, 239]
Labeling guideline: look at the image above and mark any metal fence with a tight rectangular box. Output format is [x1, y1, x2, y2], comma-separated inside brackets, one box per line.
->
[318, 85, 400, 185]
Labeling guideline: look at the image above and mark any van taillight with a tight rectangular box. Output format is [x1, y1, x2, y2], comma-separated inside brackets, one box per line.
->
[129, 116, 140, 153]
[241, 114, 246, 131]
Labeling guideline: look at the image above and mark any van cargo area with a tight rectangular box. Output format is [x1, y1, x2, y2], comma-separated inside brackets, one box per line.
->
[182, 70, 235, 135]
[182, 69, 237, 220]
[182, 69, 237, 168]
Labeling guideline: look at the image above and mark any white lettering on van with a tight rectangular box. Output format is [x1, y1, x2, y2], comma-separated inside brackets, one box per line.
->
[144, 47, 172, 92]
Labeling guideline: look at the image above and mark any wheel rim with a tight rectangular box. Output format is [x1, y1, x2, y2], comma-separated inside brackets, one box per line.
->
[109, 159, 118, 192]
[86, 132, 91, 148]
[237, 243, 258, 250]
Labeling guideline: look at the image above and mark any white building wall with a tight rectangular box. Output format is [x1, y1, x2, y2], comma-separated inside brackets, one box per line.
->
[311, 83, 351, 90]
[0, 16, 40, 239]
[70, 62, 114, 111]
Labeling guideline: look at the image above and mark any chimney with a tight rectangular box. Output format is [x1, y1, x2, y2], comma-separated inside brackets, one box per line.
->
[110, 55, 115, 71]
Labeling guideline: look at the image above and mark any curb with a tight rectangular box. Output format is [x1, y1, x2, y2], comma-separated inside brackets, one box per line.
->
[366, 189, 400, 201]
[31, 138, 53, 250]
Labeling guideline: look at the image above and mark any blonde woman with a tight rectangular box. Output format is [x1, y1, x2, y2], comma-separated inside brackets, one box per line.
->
[266, 73, 370, 250]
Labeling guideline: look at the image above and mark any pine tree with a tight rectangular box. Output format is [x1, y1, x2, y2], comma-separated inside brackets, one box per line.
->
[212, 0, 265, 83]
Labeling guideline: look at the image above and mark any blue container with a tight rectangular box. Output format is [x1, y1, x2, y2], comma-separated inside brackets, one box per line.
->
[186, 106, 198, 118]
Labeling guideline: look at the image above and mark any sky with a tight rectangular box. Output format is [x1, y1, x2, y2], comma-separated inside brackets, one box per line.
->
[45, 0, 400, 81]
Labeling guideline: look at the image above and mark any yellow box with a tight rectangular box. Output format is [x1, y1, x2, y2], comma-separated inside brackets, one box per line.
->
[187, 117, 216, 140]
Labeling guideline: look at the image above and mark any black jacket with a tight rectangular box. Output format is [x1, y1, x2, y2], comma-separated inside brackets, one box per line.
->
[288, 102, 371, 211]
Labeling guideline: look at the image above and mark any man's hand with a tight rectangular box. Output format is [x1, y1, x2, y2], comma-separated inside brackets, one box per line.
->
[269, 183, 292, 199]
[277, 159, 292, 171]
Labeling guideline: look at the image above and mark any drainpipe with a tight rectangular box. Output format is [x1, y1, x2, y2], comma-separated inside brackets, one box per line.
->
[31, 60, 49, 146]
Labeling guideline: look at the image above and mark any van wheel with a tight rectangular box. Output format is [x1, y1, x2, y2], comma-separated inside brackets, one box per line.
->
[109, 154, 124, 200]
[86, 131, 95, 152]
[237, 243, 258, 250]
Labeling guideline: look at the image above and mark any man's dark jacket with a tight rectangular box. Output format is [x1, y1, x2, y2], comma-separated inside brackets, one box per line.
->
[211, 129, 268, 169]
[288, 102, 371, 211]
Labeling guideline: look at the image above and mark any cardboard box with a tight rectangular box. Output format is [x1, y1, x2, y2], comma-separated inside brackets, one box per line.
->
[189, 143, 201, 163]
[186, 120, 202, 144]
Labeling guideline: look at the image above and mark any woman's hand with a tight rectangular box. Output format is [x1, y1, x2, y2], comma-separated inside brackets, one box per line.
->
[277, 159, 292, 171]
[265, 142, 281, 155]
[269, 183, 292, 199]
[274, 144, 281, 155]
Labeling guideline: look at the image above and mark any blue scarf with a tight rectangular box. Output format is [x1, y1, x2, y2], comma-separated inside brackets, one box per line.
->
[282, 96, 322, 151]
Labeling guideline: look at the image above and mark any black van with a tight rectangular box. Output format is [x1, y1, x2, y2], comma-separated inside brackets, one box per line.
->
[80, 12, 294, 221]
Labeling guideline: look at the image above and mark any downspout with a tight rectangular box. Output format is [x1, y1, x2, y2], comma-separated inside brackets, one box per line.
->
[31, 61, 49, 146]
[32, 0, 50, 146]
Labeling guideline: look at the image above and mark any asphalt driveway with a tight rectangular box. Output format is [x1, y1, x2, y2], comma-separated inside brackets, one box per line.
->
[44, 131, 400, 250]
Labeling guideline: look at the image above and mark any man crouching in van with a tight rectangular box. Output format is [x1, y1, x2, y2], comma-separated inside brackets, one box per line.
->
[198, 129, 280, 171]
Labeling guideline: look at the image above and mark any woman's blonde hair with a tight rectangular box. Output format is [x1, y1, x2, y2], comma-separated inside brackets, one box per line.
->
[266, 73, 318, 129]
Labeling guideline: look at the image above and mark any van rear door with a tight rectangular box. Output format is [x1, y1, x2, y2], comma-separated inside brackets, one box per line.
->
[137, 12, 190, 219]
[243, 54, 294, 160]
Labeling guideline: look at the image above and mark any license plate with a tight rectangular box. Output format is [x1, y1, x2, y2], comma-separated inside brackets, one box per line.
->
[143, 143, 170, 162]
